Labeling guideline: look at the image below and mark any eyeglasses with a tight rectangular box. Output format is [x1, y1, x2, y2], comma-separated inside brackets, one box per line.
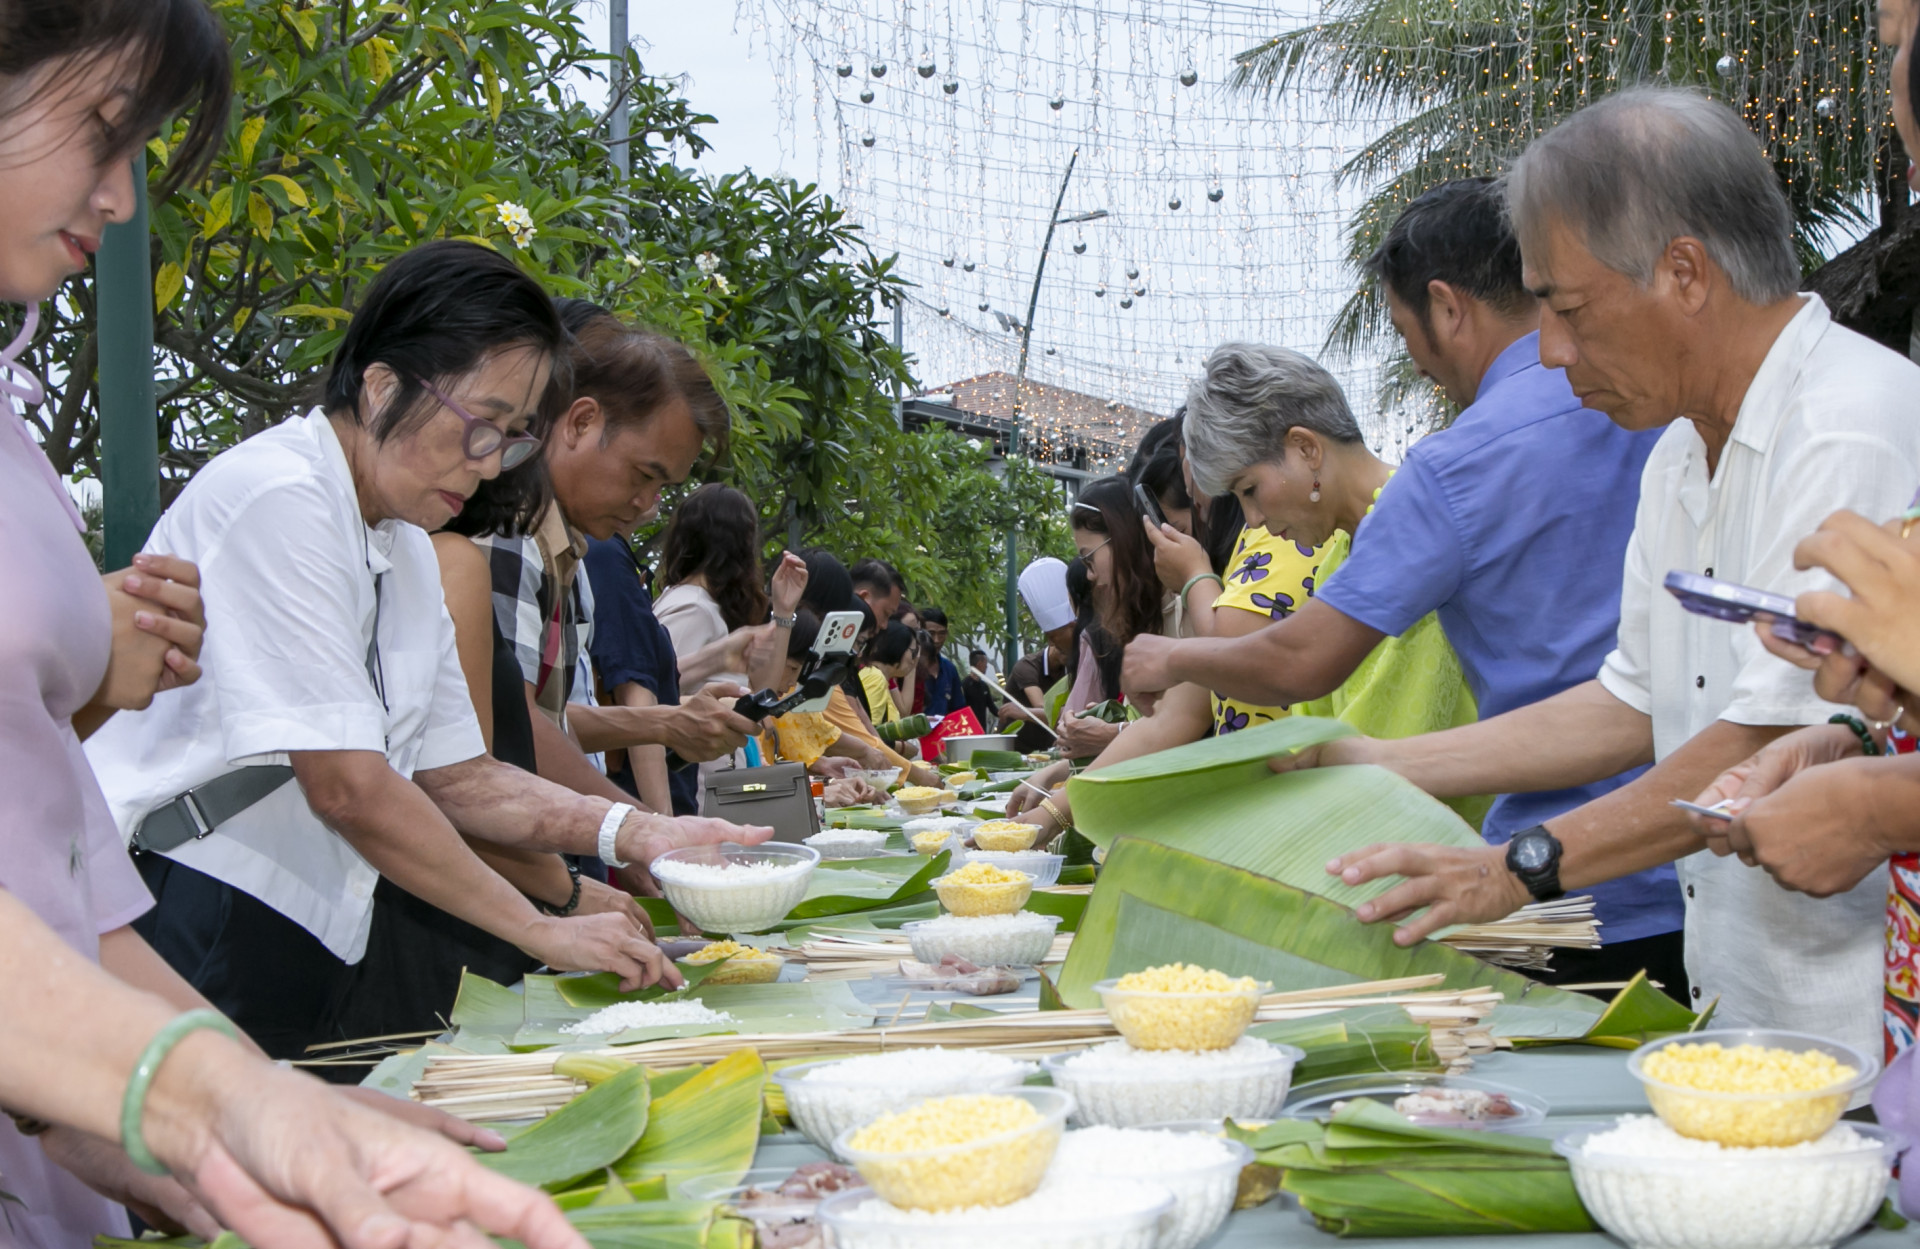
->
[419, 380, 541, 470]
[1078, 536, 1111, 560]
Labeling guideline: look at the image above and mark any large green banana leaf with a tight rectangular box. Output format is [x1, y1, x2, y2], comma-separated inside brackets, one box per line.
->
[612, 1049, 767, 1190]
[1057, 838, 1603, 1029]
[1251, 1005, 1449, 1081]
[476, 1063, 651, 1189]
[1066, 717, 1489, 911]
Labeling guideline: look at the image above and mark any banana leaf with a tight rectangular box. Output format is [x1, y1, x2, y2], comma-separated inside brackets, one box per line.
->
[1252, 1005, 1449, 1081]
[451, 970, 528, 1033]
[516, 978, 873, 1048]
[1066, 717, 1491, 912]
[967, 749, 1028, 770]
[612, 1049, 767, 1190]
[476, 1062, 650, 1189]
[825, 806, 905, 830]
[1513, 969, 1712, 1050]
[1057, 838, 1604, 1025]
[553, 1173, 671, 1209]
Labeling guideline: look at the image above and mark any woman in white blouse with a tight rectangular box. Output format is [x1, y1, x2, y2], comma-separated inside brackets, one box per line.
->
[86, 241, 764, 1059]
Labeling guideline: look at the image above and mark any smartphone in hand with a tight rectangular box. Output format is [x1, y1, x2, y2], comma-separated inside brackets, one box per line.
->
[1133, 481, 1167, 528]
[1662, 571, 1844, 650]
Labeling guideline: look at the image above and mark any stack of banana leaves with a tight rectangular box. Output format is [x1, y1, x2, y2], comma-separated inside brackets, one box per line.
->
[98, 1050, 769, 1249]
[1230, 1099, 1595, 1238]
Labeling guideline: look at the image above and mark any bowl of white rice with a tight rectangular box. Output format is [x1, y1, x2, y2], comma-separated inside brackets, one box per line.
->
[773, 1048, 1040, 1155]
[902, 912, 1062, 967]
[957, 849, 1065, 886]
[649, 842, 818, 934]
[1042, 1038, 1304, 1128]
[1555, 1115, 1903, 1249]
[818, 1175, 1172, 1249]
[806, 828, 890, 859]
[1048, 1125, 1253, 1249]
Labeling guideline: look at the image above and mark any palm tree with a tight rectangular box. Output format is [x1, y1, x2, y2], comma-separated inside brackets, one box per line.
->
[1233, 0, 1890, 378]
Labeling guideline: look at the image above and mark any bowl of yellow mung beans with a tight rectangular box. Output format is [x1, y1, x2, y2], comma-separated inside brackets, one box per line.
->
[834, 1089, 1072, 1211]
[932, 860, 1035, 916]
[1628, 1029, 1878, 1148]
[1096, 965, 1271, 1052]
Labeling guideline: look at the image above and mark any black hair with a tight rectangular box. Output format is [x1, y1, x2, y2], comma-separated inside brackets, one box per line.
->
[558, 297, 612, 335]
[867, 620, 916, 667]
[1070, 475, 1162, 645]
[1364, 177, 1531, 331]
[1136, 444, 1193, 515]
[323, 240, 567, 447]
[1199, 490, 1243, 576]
[787, 608, 823, 661]
[920, 606, 948, 627]
[850, 558, 904, 596]
[1910, 5, 1920, 160]
[1126, 416, 1184, 480]
[658, 484, 769, 632]
[969, 647, 987, 662]
[0, 1, 234, 198]
[1063, 554, 1121, 701]
[798, 549, 858, 616]
[841, 596, 878, 705]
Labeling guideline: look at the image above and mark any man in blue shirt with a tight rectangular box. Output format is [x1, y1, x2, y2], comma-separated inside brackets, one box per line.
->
[1121, 179, 1680, 992]
[917, 607, 967, 716]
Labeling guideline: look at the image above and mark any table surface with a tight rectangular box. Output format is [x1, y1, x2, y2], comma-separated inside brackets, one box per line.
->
[752, 1045, 1920, 1248]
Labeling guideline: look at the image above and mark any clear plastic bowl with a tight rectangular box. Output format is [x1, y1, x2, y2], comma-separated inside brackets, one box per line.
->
[903, 913, 1062, 967]
[817, 1176, 1171, 1249]
[805, 828, 890, 859]
[957, 849, 1064, 886]
[772, 1054, 1040, 1155]
[971, 821, 1042, 852]
[648, 842, 818, 934]
[1042, 1040, 1303, 1128]
[860, 768, 903, 788]
[834, 1087, 1072, 1211]
[1050, 1129, 1255, 1249]
[894, 788, 953, 815]
[1282, 1072, 1549, 1131]
[1556, 1120, 1904, 1249]
[1628, 1029, 1879, 1148]
[934, 869, 1034, 916]
[1094, 977, 1270, 1051]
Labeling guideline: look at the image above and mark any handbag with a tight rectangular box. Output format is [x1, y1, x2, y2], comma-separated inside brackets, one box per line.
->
[702, 761, 820, 844]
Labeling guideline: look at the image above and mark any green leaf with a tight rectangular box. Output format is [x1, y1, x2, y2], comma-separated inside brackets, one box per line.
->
[613, 1049, 766, 1191]
[475, 1062, 650, 1190]
[449, 970, 524, 1034]
[1057, 837, 1606, 1021]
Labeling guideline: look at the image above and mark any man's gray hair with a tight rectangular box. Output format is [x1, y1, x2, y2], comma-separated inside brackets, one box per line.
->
[1506, 87, 1797, 304]
[1183, 343, 1362, 498]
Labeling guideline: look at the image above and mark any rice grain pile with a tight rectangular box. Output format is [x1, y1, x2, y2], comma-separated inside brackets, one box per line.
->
[560, 999, 737, 1035]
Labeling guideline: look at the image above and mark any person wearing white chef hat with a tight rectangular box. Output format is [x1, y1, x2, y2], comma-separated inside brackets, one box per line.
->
[996, 556, 1080, 750]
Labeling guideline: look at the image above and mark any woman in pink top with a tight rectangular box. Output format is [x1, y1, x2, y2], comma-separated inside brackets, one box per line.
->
[0, 4, 586, 1248]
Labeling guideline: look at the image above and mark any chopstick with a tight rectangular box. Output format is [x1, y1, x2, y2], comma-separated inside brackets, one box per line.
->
[973, 668, 1059, 740]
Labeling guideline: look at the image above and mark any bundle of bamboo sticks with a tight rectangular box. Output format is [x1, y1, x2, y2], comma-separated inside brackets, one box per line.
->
[772, 929, 1074, 981]
[410, 974, 1503, 1122]
[1443, 896, 1599, 970]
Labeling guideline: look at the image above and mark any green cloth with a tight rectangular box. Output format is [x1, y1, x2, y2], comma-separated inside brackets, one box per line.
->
[1299, 526, 1490, 830]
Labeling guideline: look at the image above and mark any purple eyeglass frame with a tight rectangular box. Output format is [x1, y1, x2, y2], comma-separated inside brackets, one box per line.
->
[419, 380, 541, 469]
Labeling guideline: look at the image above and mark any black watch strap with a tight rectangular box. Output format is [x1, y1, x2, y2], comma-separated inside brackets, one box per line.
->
[1504, 825, 1565, 903]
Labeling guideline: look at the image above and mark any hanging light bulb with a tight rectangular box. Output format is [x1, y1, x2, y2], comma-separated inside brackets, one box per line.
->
[869, 62, 886, 78]
[917, 57, 936, 79]
[942, 79, 959, 95]
[1072, 241, 1087, 254]
[1179, 68, 1199, 87]
[836, 62, 853, 77]
[859, 87, 874, 103]
[942, 256, 956, 268]
[1094, 283, 1107, 298]
[1168, 196, 1183, 210]
[1125, 266, 1140, 281]
[1715, 53, 1736, 77]
[1815, 95, 1837, 118]
[1046, 347, 1057, 356]
[1207, 185, 1224, 203]
[963, 261, 975, 272]
[938, 306, 950, 317]
[860, 130, 875, 148]
[977, 301, 990, 312]
[1120, 297, 1134, 308]
[1049, 95, 1065, 111]
[1134, 286, 1147, 298]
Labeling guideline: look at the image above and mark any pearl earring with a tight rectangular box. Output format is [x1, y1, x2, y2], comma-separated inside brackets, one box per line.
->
[1309, 476, 1321, 503]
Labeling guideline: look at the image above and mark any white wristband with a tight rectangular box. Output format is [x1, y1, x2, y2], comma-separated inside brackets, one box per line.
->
[598, 803, 635, 869]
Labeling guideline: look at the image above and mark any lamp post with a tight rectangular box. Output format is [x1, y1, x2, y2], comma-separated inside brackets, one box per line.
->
[999, 148, 1107, 671]
[609, 0, 630, 178]
[98, 151, 159, 570]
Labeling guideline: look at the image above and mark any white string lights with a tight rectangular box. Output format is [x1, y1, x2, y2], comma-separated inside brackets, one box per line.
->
[739, 0, 1410, 465]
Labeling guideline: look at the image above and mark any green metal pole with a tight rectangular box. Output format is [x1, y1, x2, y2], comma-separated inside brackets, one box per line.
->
[1003, 528, 1019, 674]
[98, 152, 159, 570]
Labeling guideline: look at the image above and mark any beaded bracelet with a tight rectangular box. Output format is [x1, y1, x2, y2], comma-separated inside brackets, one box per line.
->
[122, 1009, 240, 1176]
[1829, 713, 1882, 758]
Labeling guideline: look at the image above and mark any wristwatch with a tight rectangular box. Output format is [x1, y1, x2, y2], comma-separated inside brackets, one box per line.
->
[1504, 825, 1565, 902]
[770, 610, 797, 629]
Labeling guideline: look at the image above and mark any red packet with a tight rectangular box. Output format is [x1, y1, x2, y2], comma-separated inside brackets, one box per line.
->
[920, 707, 985, 761]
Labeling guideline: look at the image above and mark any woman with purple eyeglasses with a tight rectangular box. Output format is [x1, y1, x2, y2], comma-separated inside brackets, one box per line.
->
[85, 240, 767, 1061]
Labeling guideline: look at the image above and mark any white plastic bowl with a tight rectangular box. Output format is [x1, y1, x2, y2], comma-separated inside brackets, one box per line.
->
[902, 912, 1062, 967]
[1049, 1127, 1254, 1249]
[1042, 1039, 1303, 1128]
[648, 842, 817, 934]
[957, 849, 1065, 886]
[817, 1176, 1171, 1249]
[1556, 1120, 1903, 1249]
[772, 1052, 1039, 1155]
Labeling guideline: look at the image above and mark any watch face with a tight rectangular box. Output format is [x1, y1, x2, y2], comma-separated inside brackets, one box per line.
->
[1511, 835, 1551, 871]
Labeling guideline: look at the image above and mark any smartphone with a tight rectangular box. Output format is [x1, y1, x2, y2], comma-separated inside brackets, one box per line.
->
[734, 609, 865, 720]
[1669, 797, 1736, 822]
[1661, 571, 1843, 650]
[1133, 481, 1166, 528]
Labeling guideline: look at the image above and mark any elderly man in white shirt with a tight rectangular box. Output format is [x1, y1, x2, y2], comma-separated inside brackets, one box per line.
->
[1269, 87, 1920, 1061]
